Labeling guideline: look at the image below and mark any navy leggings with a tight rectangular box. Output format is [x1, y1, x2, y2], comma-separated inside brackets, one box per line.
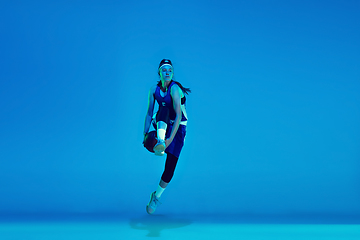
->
[161, 153, 179, 183]
[156, 105, 170, 125]
[156, 106, 179, 183]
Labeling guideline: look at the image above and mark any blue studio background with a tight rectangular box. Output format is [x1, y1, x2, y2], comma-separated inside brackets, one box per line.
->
[0, 0, 359, 218]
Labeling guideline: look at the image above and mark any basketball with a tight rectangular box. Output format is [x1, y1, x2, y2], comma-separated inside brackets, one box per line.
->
[143, 131, 157, 153]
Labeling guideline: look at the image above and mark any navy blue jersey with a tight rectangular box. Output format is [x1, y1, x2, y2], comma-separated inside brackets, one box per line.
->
[154, 81, 187, 122]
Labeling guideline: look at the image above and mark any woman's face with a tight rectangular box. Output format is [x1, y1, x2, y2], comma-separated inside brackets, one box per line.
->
[159, 65, 173, 81]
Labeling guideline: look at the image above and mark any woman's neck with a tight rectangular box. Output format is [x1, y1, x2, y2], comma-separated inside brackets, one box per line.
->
[161, 80, 171, 91]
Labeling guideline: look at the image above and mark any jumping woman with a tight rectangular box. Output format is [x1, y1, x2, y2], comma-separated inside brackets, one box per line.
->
[143, 59, 190, 214]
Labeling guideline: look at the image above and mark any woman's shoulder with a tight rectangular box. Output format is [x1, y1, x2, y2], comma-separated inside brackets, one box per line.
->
[170, 81, 182, 92]
[169, 81, 179, 89]
[170, 82, 184, 98]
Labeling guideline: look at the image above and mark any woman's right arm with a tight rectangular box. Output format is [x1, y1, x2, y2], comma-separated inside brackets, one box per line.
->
[143, 85, 156, 137]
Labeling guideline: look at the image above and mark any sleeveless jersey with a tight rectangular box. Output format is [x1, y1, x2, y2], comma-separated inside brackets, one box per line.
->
[154, 81, 187, 122]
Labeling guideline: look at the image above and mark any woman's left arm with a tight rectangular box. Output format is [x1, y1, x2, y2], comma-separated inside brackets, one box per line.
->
[165, 84, 182, 148]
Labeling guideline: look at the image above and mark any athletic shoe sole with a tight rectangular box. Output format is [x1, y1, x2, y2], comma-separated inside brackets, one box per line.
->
[153, 142, 165, 153]
[154, 151, 165, 156]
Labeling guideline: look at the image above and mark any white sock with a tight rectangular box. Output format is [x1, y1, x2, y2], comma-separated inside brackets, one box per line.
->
[155, 185, 166, 198]
[157, 129, 166, 141]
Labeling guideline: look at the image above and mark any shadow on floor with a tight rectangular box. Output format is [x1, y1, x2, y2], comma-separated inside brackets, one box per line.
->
[129, 214, 192, 237]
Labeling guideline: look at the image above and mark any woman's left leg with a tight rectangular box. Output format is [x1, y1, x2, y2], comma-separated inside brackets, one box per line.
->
[161, 153, 179, 184]
[146, 153, 179, 214]
[155, 153, 179, 198]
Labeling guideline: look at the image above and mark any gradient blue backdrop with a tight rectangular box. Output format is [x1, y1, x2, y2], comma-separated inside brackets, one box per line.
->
[1, 0, 359, 218]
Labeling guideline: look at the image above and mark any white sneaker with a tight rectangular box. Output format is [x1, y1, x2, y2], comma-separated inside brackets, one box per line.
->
[153, 139, 165, 153]
[146, 191, 161, 214]
[154, 150, 164, 156]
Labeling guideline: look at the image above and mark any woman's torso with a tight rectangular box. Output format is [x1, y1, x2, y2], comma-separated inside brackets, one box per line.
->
[154, 81, 188, 123]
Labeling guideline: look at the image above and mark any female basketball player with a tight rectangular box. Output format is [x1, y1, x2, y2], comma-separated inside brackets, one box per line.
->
[143, 59, 190, 214]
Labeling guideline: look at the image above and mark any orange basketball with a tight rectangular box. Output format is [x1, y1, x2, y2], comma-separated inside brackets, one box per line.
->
[143, 131, 157, 153]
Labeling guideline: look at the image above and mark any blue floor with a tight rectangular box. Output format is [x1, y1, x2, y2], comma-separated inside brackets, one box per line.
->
[1, 214, 359, 239]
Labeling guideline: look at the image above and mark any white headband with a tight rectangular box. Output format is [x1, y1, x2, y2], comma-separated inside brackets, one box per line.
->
[159, 64, 173, 69]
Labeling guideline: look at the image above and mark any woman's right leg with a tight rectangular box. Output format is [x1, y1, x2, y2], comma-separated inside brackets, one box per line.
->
[154, 107, 170, 154]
